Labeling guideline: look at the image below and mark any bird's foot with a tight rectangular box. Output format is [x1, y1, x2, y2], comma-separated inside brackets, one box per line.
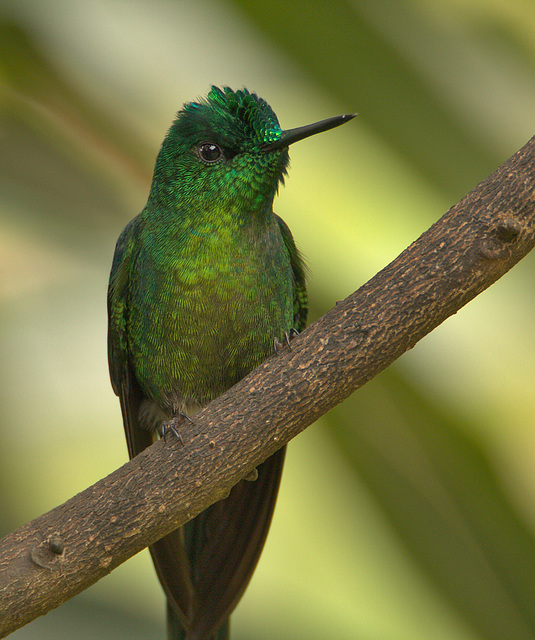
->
[273, 328, 299, 354]
[158, 412, 194, 446]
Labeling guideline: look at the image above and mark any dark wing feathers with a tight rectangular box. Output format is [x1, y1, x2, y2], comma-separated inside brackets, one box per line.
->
[175, 448, 286, 639]
[275, 214, 308, 330]
[108, 218, 137, 398]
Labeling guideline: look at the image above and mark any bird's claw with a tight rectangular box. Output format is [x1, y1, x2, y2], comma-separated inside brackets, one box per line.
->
[159, 411, 194, 446]
[273, 328, 299, 354]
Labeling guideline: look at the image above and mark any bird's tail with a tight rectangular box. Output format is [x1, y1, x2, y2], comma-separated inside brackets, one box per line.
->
[167, 602, 229, 640]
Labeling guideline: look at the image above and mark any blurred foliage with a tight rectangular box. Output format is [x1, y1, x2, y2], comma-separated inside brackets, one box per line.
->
[1, 1, 535, 639]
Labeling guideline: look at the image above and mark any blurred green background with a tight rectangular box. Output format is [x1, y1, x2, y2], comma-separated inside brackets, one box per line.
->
[1, 1, 535, 638]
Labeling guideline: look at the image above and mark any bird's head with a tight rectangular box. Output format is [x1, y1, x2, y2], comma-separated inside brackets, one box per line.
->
[149, 86, 355, 216]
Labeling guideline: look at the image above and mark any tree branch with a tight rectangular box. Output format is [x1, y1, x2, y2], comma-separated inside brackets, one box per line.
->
[1, 136, 534, 637]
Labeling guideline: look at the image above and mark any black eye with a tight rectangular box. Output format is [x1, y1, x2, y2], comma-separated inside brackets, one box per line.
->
[198, 143, 222, 163]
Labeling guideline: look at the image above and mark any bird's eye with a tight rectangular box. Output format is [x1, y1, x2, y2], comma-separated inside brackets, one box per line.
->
[198, 143, 223, 163]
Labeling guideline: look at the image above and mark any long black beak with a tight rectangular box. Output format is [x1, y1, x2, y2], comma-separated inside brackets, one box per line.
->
[262, 113, 356, 151]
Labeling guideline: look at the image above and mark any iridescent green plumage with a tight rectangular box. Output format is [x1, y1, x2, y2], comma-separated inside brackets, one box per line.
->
[108, 86, 354, 639]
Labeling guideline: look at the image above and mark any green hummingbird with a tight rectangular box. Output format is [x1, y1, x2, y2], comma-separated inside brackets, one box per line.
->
[108, 86, 355, 640]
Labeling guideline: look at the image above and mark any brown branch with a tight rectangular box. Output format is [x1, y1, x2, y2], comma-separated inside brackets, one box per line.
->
[1, 136, 535, 637]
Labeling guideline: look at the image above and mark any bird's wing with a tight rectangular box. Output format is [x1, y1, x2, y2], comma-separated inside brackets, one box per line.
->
[108, 218, 163, 458]
[275, 214, 308, 331]
[107, 218, 152, 458]
[108, 218, 137, 401]
[160, 447, 286, 639]
[107, 218, 196, 624]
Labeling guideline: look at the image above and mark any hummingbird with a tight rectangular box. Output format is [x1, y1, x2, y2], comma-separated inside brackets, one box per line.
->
[108, 86, 355, 640]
